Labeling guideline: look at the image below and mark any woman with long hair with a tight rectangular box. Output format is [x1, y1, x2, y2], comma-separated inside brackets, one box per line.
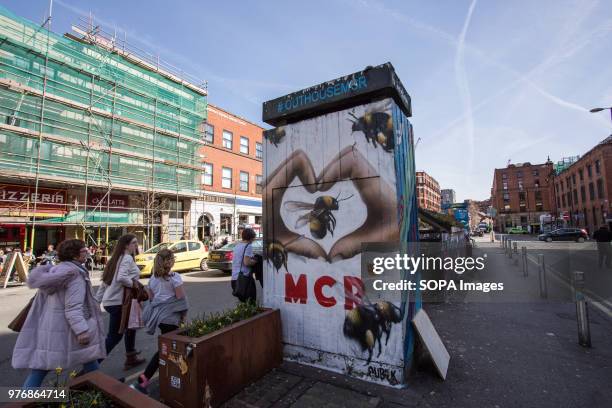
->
[95, 234, 145, 370]
[13, 239, 106, 387]
[132, 248, 188, 394]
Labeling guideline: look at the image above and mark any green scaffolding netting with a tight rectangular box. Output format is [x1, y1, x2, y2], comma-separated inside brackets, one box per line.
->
[0, 5, 207, 195]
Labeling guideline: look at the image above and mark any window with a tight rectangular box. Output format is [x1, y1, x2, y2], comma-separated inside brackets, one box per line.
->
[502, 173, 507, 180]
[518, 180, 523, 191]
[533, 169, 539, 177]
[204, 123, 214, 143]
[222, 167, 232, 189]
[534, 179, 540, 188]
[240, 136, 249, 154]
[573, 189, 578, 204]
[572, 174, 576, 185]
[567, 192, 572, 206]
[188, 242, 201, 251]
[562, 195, 566, 207]
[589, 183, 595, 200]
[256, 142, 263, 159]
[503, 192, 510, 201]
[503, 181, 508, 190]
[202, 163, 213, 186]
[223, 130, 233, 149]
[579, 169, 583, 181]
[171, 242, 187, 253]
[256, 174, 263, 194]
[597, 178, 604, 199]
[595, 160, 601, 175]
[587, 165, 592, 178]
[580, 186, 586, 203]
[535, 191, 542, 201]
[240, 171, 249, 192]
[518, 192, 526, 201]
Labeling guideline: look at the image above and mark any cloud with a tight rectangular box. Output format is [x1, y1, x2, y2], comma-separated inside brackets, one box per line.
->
[454, 0, 478, 179]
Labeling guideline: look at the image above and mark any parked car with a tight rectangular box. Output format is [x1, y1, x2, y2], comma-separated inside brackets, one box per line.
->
[135, 239, 209, 276]
[207, 238, 263, 273]
[478, 223, 489, 233]
[507, 226, 527, 234]
[538, 228, 588, 243]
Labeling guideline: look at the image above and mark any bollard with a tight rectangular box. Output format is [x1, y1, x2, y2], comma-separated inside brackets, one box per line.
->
[521, 246, 528, 276]
[513, 241, 518, 254]
[537, 254, 548, 299]
[490, 231, 495, 243]
[572, 271, 591, 347]
[508, 240, 513, 259]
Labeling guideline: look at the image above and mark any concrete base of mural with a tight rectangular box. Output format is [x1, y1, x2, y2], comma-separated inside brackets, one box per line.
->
[284, 344, 405, 388]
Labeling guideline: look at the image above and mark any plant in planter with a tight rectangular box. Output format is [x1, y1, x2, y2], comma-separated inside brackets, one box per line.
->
[159, 302, 283, 408]
[184, 301, 261, 337]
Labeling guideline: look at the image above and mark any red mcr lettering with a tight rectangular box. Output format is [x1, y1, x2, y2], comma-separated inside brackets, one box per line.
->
[284, 273, 364, 309]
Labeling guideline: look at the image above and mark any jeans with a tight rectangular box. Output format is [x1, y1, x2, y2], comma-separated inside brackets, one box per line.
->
[23, 360, 99, 388]
[143, 323, 178, 380]
[103, 305, 136, 356]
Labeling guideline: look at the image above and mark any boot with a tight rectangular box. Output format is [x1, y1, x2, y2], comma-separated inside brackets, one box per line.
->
[124, 351, 145, 370]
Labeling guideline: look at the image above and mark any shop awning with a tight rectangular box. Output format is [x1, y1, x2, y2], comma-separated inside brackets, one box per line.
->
[43, 211, 142, 225]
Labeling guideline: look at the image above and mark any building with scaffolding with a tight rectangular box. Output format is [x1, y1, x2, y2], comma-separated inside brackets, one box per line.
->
[0, 6, 207, 254]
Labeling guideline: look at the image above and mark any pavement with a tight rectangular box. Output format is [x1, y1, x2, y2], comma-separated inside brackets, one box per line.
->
[1, 238, 612, 407]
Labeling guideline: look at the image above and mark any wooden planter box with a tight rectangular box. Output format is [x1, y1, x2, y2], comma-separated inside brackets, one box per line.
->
[159, 308, 282, 408]
[7, 371, 167, 408]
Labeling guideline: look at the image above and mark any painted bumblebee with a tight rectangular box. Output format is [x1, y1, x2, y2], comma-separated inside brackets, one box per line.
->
[264, 127, 286, 147]
[343, 301, 403, 363]
[284, 193, 353, 239]
[348, 109, 394, 152]
[265, 235, 303, 272]
[266, 240, 289, 272]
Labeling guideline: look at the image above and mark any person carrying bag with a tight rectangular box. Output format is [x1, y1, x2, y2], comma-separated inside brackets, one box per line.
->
[231, 228, 257, 303]
[95, 234, 146, 370]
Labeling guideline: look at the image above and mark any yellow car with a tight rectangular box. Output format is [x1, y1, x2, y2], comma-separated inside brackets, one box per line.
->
[135, 240, 209, 276]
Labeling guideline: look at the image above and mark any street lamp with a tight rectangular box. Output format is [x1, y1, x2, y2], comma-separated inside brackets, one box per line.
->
[590, 106, 612, 121]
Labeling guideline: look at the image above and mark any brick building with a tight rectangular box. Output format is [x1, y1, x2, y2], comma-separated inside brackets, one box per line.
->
[190, 104, 263, 241]
[553, 136, 612, 234]
[416, 171, 441, 213]
[491, 160, 555, 233]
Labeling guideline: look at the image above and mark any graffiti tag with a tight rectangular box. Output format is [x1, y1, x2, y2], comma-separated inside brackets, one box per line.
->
[367, 366, 398, 385]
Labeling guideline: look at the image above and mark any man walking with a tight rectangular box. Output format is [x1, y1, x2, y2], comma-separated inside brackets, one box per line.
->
[593, 225, 612, 267]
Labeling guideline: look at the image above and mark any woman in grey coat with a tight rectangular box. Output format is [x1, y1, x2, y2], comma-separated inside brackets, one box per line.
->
[12, 239, 106, 387]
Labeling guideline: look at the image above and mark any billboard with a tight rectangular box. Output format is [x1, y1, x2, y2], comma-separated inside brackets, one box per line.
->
[262, 64, 419, 386]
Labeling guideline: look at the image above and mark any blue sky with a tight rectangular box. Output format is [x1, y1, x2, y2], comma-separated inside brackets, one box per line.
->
[3, 0, 611, 201]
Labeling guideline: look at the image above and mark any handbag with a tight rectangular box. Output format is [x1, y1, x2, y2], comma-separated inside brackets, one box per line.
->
[8, 294, 35, 332]
[127, 299, 144, 329]
[232, 243, 256, 302]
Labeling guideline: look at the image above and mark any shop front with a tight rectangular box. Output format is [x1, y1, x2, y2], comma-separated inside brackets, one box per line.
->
[0, 184, 68, 253]
[191, 193, 262, 243]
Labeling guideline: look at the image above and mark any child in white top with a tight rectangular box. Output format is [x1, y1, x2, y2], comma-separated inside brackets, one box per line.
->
[133, 248, 186, 394]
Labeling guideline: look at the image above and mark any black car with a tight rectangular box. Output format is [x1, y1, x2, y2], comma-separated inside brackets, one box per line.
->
[207, 239, 263, 273]
[538, 228, 588, 243]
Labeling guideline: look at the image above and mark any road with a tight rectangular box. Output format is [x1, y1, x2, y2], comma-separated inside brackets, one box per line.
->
[0, 267, 246, 391]
[495, 233, 612, 318]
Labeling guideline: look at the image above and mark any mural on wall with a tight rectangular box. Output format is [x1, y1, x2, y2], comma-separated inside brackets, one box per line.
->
[262, 97, 418, 385]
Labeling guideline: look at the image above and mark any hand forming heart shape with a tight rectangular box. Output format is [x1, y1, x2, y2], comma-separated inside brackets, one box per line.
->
[263, 144, 399, 263]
